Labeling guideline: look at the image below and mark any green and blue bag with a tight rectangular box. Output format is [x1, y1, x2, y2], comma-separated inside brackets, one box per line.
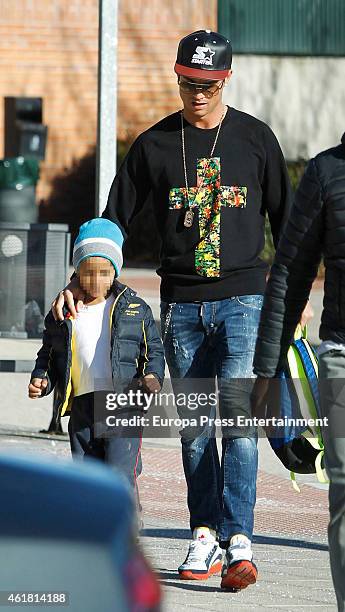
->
[266, 326, 328, 491]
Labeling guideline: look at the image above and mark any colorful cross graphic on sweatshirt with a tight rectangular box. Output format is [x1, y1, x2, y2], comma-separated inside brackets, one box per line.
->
[169, 158, 247, 277]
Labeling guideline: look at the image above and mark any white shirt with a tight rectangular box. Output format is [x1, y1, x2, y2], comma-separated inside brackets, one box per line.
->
[71, 295, 115, 397]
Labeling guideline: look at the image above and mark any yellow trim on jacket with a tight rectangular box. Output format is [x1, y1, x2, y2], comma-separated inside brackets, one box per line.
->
[60, 323, 75, 416]
[142, 320, 148, 375]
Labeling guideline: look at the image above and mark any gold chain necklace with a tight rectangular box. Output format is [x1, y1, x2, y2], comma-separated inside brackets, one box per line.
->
[180, 107, 226, 228]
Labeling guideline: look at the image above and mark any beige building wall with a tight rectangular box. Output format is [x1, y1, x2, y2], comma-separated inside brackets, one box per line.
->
[225, 55, 345, 160]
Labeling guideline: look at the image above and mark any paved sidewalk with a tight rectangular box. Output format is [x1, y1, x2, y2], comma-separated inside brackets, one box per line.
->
[142, 519, 334, 611]
[0, 431, 336, 611]
[139, 445, 335, 611]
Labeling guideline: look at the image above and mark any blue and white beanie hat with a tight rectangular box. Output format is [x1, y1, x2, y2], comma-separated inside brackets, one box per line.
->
[73, 218, 124, 277]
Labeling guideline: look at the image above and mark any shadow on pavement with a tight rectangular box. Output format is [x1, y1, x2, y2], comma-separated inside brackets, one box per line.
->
[158, 575, 222, 593]
[141, 528, 328, 552]
[141, 528, 191, 540]
[253, 534, 328, 552]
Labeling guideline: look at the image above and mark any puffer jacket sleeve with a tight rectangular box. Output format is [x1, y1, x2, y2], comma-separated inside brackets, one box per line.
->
[30, 311, 57, 395]
[253, 158, 324, 378]
[140, 305, 165, 385]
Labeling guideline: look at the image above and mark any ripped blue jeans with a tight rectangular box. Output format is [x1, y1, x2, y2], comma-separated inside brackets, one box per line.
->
[161, 297, 263, 545]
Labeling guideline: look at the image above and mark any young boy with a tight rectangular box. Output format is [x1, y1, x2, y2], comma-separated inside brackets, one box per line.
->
[29, 218, 165, 491]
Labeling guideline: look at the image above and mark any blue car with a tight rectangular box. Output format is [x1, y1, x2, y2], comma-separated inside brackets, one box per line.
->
[0, 453, 161, 612]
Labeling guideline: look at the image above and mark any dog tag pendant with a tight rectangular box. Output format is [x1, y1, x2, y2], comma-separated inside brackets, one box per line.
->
[184, 209, 194, 228]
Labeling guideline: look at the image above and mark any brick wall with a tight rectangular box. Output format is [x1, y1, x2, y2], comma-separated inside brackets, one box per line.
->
[0, 0, 216, 200]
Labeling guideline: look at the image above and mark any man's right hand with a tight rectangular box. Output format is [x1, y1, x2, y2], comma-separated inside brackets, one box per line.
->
[51, 276, 86, 321]
[251, 377, 270, 419]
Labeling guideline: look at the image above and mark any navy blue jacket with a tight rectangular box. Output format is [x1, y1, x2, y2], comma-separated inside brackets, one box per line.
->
[31, 282, 165, 416]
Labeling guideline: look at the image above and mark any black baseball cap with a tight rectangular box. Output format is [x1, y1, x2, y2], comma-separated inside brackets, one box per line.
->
[174, 30, 232, 80]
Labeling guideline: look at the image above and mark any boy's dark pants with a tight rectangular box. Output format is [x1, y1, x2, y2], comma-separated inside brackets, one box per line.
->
[68, 392, 143, 490]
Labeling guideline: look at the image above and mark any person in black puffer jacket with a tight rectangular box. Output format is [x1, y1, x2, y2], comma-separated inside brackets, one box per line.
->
[253, 134, 345, 612]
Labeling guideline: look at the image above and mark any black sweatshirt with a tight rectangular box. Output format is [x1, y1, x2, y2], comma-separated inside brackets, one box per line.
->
[103, 107, 292, 302]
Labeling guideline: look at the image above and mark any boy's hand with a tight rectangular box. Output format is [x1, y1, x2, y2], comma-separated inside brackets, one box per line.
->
[140, 374, 161, 394]
[28, 378, 48, 399]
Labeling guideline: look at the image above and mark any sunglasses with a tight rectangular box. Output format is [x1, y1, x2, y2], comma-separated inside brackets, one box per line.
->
[178, 78, 225, 98]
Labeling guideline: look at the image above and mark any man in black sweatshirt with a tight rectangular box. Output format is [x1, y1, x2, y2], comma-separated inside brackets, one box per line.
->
[53, 30, 310, 591]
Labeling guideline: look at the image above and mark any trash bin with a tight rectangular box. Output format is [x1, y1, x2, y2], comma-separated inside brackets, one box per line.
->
[0, 222, 70, 338]
[0, 157, 39, 223]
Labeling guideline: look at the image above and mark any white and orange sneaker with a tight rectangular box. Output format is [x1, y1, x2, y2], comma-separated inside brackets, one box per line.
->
[178, 527, 223, 580]
[220, 534, 258, 591]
